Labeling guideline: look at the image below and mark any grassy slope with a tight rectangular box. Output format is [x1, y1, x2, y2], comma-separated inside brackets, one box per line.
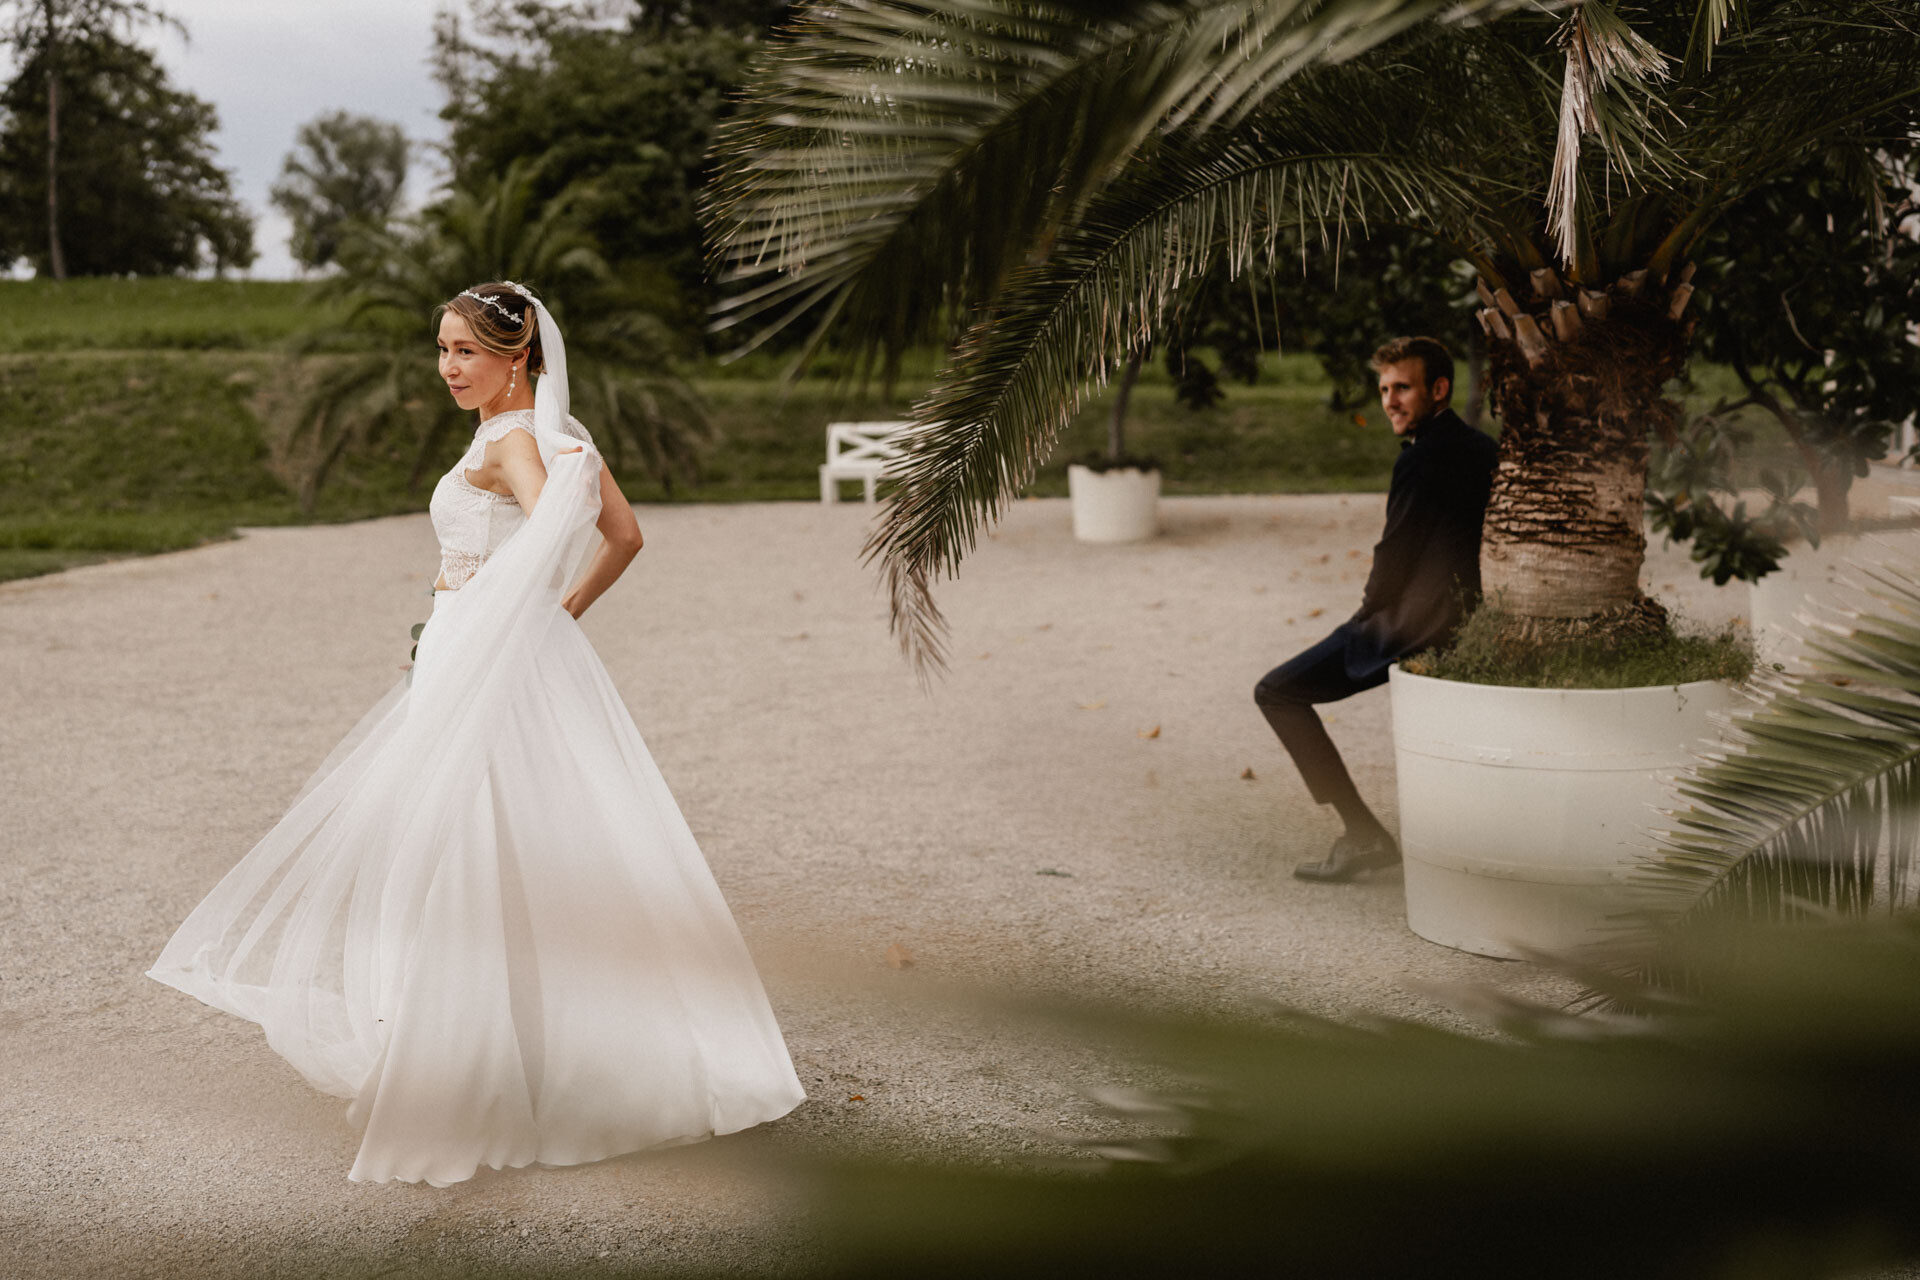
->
[0, 279, 1776, 583]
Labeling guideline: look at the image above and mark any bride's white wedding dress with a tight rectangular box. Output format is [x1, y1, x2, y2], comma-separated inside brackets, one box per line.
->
[148, 402, 805, 1186]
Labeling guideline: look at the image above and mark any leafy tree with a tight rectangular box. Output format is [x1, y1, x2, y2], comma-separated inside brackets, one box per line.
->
[269, 111, 409, 271]
[705, 0, 1920, 671]
[433, 2, 774, 342]
[0, 20, 253, 275]
[294, 159, 706, 507]
[1646, 143, 1920, 585]
[0, 0, 181, 277]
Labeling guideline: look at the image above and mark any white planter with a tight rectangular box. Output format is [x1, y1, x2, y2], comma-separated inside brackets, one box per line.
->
[1067, 464, 1161, 543]
[1749, 530, 1920, 670]
[1390, 667, 1740, 959]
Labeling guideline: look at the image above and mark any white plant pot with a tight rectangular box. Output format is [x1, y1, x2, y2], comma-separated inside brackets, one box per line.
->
[1067, 464, 1161, 543]
[1390, 666, 1740, 959]
[1749, 530, 1920, 671]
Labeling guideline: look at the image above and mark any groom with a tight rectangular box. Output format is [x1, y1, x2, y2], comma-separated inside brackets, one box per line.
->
[1255, 336, 1497, 883]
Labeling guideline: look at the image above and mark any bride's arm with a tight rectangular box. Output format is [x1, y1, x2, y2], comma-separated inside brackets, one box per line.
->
[561, 464, 644, 620]
[489, 433, 643, 620]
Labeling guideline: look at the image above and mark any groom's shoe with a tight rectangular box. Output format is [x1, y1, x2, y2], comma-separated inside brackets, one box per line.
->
[1292, 831, 1402, 883]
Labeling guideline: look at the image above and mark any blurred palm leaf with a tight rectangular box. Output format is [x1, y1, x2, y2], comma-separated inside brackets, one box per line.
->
[1633, 556, 1920, 930]
[292, 158, 710, 507]
[810, 917, 1920, 1278]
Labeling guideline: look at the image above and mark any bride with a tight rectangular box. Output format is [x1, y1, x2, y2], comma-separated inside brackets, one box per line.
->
[149, 281, 805, 1186]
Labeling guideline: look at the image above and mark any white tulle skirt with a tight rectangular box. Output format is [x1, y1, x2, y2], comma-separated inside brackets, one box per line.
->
[149, 577, 806, 1186]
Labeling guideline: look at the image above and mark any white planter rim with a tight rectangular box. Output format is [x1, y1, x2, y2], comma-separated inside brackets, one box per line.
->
[1390, 665, 1737, 699]
[1066, 463, 1162, 478]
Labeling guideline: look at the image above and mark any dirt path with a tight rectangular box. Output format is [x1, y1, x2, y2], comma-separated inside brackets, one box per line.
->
[0, 495, 1741, 1277]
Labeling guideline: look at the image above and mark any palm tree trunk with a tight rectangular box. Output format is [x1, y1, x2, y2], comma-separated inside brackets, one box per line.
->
[1478, 276, 1692, 630]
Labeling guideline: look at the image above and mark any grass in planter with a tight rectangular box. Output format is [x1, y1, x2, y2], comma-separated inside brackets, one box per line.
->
[1404, 604, 1754, 689]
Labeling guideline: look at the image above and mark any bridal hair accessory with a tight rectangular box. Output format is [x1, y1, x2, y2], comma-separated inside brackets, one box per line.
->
[458, 289, 526, 328]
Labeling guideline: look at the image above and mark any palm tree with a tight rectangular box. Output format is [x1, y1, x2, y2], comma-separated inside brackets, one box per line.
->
[704, 0, 1920, 671]
[295, 159, 708, 508]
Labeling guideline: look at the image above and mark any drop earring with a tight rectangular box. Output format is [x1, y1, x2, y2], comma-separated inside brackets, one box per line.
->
[508, 364, 517, 398]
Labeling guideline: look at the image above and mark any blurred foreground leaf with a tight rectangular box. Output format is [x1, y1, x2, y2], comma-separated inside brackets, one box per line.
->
[809, 919, 1920, 1280]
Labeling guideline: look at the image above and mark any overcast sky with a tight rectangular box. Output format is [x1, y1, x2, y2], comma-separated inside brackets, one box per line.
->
[152, 1, 458, 278]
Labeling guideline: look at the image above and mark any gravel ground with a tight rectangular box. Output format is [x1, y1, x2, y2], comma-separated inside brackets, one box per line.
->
[0, 494, 1745, 1278]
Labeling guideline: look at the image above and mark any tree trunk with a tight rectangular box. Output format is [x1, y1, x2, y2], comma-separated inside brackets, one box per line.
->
[1809, 457, 1851, 536]
[1109, 349, 1143, 462]
[43, 0, 67, 281]
[1478, 276, 1692, 631]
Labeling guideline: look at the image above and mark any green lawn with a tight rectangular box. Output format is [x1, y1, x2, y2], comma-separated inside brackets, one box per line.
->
[0, 278, 1791, 584]
[4, 278, 342, 351]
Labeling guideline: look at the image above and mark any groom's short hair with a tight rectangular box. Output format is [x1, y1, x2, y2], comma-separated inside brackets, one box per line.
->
[1372, 337, 1454, 399]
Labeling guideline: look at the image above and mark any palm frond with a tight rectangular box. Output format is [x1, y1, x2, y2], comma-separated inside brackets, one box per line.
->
[1634, 555, 1920, 929]
[864, 112, 1482, 671]
[1545, 1, 1671, 272]
[704, 0, 1540, 377]
[1680, 0, 1741, 78]
[1643, 0, 1920, 273]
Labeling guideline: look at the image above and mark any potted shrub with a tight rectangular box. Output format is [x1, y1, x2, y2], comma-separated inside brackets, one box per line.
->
[1067, 349, 1162, 543]
[704, 0, 1920, 946]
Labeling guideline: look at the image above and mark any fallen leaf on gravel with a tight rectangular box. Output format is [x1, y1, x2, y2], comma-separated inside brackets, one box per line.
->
[1077, 700, 1107, 710]
[1036, 623, 1053, 631]
[1285, 617, 1296, 625]
[1138, 725, 1161, 739]
[976, 652, 992, 660]
[1307, 608, 1324, 618]
[848, 1094, 866, 1102]
[783, 631, 809, 641]
[1144, 601, 1164, 610]
[1315, 554, 1330, 564]
[1036, 868, 1073, 877]
[1253, 585, 1268, 594]
[884, 943, 915, 969]
[1240, 767, 1257, 780]
[1347, 549, 1361, 558]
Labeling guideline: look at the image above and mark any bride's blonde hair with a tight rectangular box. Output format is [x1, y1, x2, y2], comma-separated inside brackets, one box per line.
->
[439, 282, 547, 375]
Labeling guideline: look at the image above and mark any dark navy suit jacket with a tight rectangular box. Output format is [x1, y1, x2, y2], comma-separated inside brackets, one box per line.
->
[1338, 408, 1498, 682]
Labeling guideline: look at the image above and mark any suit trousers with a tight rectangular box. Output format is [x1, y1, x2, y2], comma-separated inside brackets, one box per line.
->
[1253, 625, 1389, 812]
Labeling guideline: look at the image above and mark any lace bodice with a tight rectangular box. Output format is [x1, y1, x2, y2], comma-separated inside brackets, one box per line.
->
[429, 410, 594, 589]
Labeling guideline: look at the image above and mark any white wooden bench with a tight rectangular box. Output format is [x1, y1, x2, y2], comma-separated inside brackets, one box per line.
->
[819, 420, 913, 504]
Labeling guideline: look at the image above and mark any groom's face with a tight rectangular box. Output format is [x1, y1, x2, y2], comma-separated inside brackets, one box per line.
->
[1377, 360, 1450, 436]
